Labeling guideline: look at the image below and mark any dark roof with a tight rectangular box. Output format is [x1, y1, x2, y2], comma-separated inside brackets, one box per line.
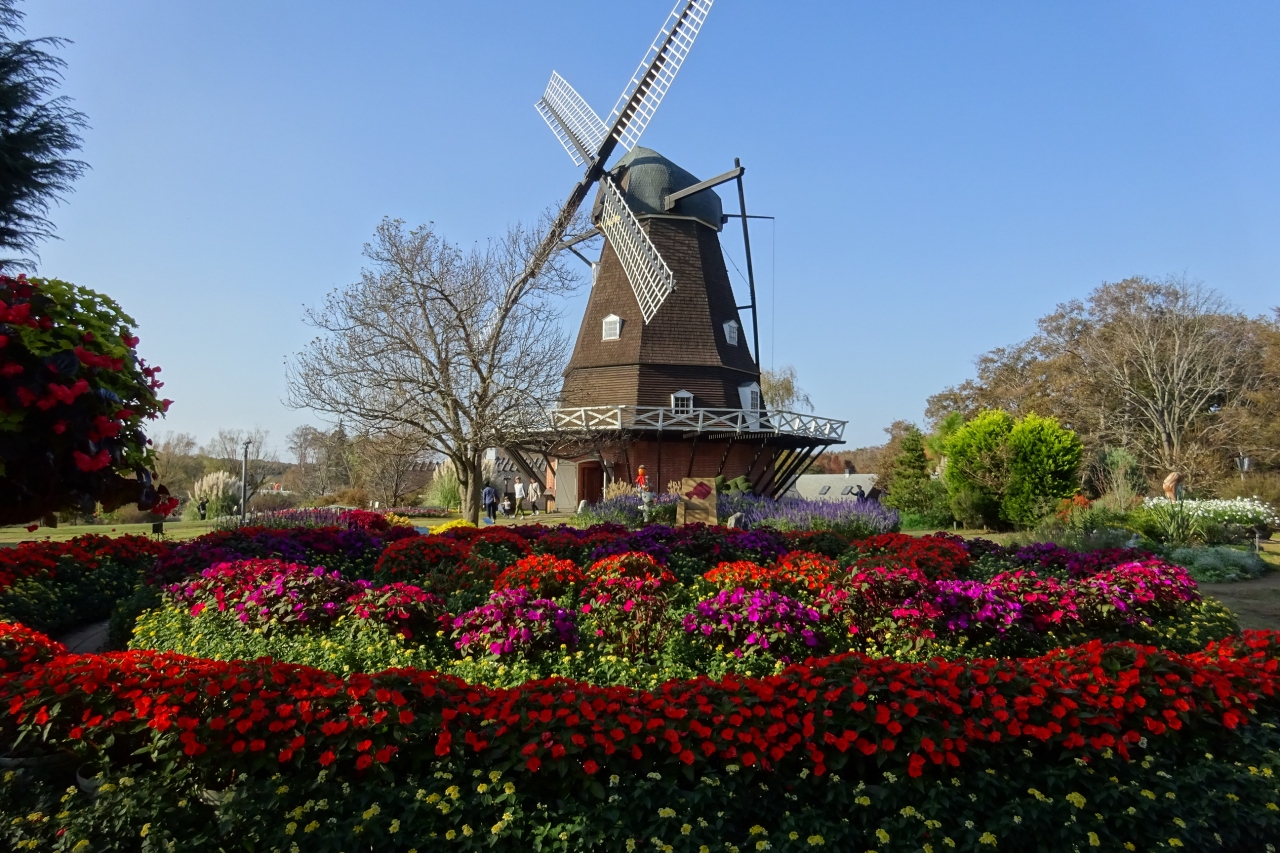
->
[611, 146, 723, 231]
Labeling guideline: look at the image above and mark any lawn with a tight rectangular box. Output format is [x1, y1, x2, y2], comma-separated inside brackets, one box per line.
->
[0, 519, 217, 544]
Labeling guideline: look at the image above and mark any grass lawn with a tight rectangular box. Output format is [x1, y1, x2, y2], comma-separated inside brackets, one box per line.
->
[0, 519, 217, 545]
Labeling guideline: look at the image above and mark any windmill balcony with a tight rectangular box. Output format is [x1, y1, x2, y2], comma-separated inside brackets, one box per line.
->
[548, 405, 846, 442]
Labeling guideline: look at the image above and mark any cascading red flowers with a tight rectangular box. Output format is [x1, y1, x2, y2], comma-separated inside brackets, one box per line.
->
[0, 275, 176, 524]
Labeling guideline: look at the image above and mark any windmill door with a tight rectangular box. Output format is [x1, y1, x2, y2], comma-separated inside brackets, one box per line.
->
[578, 462, 603, 505]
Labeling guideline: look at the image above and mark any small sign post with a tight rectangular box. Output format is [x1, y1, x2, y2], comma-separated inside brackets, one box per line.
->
[676, 477, 717, 526]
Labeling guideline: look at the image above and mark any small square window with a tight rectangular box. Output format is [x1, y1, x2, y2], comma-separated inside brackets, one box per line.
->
[840, 486, 854, 496]
[723, 320, 739, 346]
[818, 485, 831, 496]
[671, 390, 693, 414]
[602, 314, 621, 341]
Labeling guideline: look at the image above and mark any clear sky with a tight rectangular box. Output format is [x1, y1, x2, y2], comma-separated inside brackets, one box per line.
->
[21, 1, 1280, 455]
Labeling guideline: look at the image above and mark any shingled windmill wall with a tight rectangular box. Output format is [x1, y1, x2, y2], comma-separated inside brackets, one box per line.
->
[559, 217, 759, 409]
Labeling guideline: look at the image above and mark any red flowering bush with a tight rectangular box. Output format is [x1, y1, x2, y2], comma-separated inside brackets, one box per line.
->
[494, 554, 585, 598]
[467, 527, 532, 567]
[372, 536, 470, 583]
[702, 552, 833, 598]
[841, 532, 968, 579]
[0, 533, 167, 591]
[0, 275, 177, 524]
[0, 621, 63, 673]
[337, 508, 392, 532]
[587, 551, 675, 584]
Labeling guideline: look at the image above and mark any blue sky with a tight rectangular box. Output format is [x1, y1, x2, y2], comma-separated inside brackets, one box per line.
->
[22, 1, 1280, 454]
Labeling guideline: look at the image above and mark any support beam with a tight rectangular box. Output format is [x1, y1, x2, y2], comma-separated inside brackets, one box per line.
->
[503, 447, 546, 490]
[773, 444, 823, 498]
[662, 165, 743, 211]
[733, 158, 761, 364]
[715, 437, 737, 477]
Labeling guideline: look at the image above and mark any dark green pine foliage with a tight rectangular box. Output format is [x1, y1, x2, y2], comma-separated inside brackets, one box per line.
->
[883, 425, 952, 528]
[0, 0, 86, 268]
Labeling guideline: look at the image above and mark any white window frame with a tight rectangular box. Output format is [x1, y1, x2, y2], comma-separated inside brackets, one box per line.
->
[723, 319, 740, 346]
[602, 314, 621, 341]
[670, 389, 693, 414]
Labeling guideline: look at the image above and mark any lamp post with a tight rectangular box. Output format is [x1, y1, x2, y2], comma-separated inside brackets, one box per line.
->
[241, 439, 251, 524]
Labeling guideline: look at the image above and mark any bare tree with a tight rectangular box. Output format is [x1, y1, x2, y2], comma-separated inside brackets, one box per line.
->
[285, 424, 353, 499]
[151, 431, 200, 497]
[1040, 277, 1264, 477]
[760, 365, 813, 412]
[203, 427, 281, 501]
[287, 216, 582, 523]
[351, 430, 433, 507]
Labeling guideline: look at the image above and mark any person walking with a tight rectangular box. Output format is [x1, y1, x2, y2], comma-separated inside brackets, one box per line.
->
[197, 498, 208, 521]
[481, 482, 497, 524]
[527, 479, 542, 516]
[513, 476, 528, 519]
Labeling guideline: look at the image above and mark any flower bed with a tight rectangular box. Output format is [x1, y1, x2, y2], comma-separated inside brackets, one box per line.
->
[2, 622, 1279, 851]
[1, 523, 1277, 850]
[125, 526, 1242, 690]
[0, 534, 169, 635]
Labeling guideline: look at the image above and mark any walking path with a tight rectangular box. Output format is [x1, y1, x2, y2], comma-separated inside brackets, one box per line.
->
[57, 620, 110, 653]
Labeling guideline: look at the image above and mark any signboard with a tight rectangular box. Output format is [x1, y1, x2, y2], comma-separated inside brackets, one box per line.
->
[676, 477, 717, 526]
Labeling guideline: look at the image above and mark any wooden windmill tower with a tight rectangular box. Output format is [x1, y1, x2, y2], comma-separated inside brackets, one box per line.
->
[509, 0, 845, 507]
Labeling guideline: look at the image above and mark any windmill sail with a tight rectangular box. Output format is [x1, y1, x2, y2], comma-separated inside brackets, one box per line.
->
[597, 175, 674, 323]
[607, 0, 714, 152]
[536, 72, 608, 167]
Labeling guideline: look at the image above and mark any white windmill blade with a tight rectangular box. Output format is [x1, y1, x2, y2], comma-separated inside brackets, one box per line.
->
[607, 0, 714, 152]
[597, 175, 674, 323]
[535, 72, 608, 167]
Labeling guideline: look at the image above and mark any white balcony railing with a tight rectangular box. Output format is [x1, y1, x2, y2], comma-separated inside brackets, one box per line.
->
[547, 406, 845, 442]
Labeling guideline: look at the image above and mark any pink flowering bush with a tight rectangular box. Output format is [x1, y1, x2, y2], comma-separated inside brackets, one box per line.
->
[683, 587, 825, 661]
[166, 558, 446, 638]
[452, 587, 577, 658]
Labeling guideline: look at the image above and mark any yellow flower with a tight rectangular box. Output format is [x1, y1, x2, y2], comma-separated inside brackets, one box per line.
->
[72, 842, 90, 853]
[876, 829, 890, 843]
[681, 824, 692, 835]
[445, 830, 456, 840]
[462, 825, 473, 837]
[979, 833, 997, 845]
[445, 785, 460, 800]
[1066, 792, 1086, 809]
[659, 808, 677, 818]
[285, 822, 297, 836]
[304, 821, 319, 833]
[806, 836, 824, 846]
[389, 819, 400, 834]
[1087, 833, 1100, 847]
[504, 782, 516, 795]
[856, 796, 872, 806]
[1267, 803, 1280, 811]
[1169, 840, 1183, 848]
[476, 783, 488, 793]
[362, 805, 380, 820]
[1140, 789, 1156, 800]
[750, 825, 767, 835]
[140, 824, 151, 838]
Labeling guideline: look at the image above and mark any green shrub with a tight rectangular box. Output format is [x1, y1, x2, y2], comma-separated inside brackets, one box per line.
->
[943, 410, 1011, 528]
[883, 427, 952, 528]
[943, 411, 1082, 529]
[1167, 545, 1269, 583]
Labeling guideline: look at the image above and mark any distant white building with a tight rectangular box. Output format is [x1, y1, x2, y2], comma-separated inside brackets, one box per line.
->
[785, 473, 878, 502]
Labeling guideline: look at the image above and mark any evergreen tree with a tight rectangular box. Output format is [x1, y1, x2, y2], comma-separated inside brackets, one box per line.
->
[0, 0, 86, 268]
[882, 425, 952, 527]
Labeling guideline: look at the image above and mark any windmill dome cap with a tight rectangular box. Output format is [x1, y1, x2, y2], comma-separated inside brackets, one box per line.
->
[612, 146, 723, 231]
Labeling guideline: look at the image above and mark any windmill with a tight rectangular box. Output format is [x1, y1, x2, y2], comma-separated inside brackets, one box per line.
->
[534, 0, 712, 324]
[506, 0, 847, 507]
